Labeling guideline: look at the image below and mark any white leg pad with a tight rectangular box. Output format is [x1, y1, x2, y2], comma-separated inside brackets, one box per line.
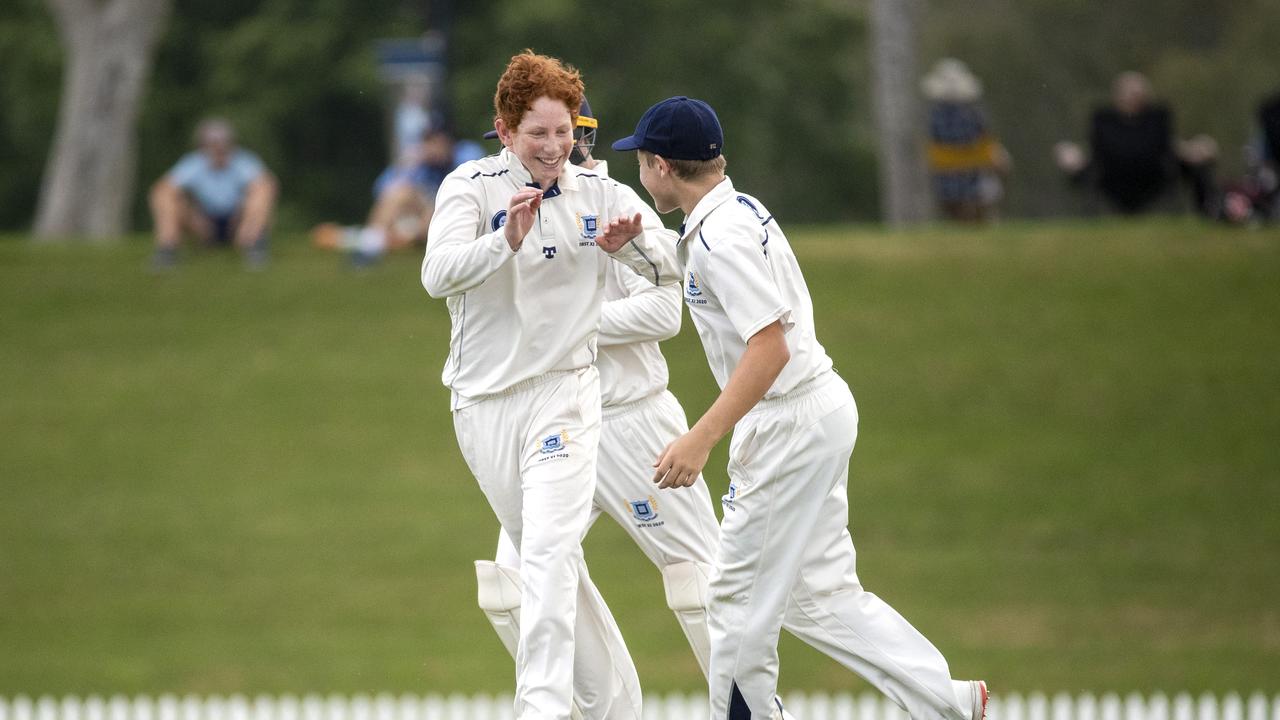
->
[475, 560, 523, 660]
[475, 560, 586, 720]
[661, 561, 713, 677]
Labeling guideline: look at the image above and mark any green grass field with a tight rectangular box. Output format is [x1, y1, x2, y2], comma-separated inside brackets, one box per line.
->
[1, 219, 1278, 696]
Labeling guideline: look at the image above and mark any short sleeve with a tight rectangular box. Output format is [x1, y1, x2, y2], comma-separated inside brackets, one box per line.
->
[703, 227, 793, 342]
[232, 151, 265, 184]
[167, 153, 204, 189]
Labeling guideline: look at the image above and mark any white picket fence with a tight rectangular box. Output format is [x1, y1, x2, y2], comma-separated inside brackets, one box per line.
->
[1, 693, 1277, 720]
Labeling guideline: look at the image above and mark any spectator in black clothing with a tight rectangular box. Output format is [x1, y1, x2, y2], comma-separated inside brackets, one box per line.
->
[1055, 71, 1217, 215]
[1220, 92, 1280, 224]
[1261, 93, 1280, 168]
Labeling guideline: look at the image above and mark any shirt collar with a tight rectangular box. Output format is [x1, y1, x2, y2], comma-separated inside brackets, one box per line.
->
[501, 147, 578, 195]
[679, 176, 736, 243]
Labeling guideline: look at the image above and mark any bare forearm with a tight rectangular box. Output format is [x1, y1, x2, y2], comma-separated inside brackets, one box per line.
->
[689, 323, 790, 445]
[652, 320, 790, 489]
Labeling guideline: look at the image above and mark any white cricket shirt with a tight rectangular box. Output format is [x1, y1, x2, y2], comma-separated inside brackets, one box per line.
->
[423, 149, 680, 409]
[590, 160, 683, 407]
[678, 176, 833, 397]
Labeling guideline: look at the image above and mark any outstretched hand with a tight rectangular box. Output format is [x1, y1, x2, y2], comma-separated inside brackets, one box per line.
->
[596, 212, 643, 253]
[504, 188, 543, 251]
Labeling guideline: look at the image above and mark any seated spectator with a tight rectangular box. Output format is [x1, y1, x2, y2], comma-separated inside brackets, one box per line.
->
[921, 58, 1010, 222]
[1055, 71, 1216, 215]
[311, 127, 482, 264]
[149, 118, 277, 270]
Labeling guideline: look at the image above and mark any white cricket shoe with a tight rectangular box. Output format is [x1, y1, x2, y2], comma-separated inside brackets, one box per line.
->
[953, 680, 989, 720]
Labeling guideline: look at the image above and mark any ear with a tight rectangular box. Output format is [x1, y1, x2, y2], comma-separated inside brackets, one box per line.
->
[655, 155, 673, 177]
[495, 118, 514, 148]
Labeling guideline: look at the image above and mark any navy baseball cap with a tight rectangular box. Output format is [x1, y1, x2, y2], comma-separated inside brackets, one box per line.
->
[483, 97, 595, 140]
[610, 96, 722, 160]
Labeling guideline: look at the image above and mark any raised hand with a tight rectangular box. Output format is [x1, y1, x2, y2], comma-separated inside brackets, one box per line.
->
[596, 212, 644, 253]
[504, 188, 543, 251]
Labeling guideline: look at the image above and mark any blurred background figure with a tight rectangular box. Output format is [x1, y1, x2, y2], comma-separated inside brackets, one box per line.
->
[921, 58, 1010, 222]
[148, 118, 278, 270]
[1219, 91, 1280, 225]
[393, 82, 435, 160]
[311, 126, 483, 265]
[1054, 71, 1218, 216]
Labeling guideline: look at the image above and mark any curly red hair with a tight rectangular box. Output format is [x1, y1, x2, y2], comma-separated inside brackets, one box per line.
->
[493, 50, 584, 132]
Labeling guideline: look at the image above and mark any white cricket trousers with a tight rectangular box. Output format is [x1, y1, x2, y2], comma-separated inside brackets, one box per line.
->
[497, 389, 719, 569]
[455, 366, 635, 720]
[493, 389, 718, 717]
[708, 372, 967, 720]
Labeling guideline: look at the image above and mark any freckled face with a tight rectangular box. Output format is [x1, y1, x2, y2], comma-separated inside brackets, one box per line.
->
[499, 96, 574, 189]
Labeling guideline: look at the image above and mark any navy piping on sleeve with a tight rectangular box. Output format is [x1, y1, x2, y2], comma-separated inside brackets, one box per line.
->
[627, 240, 661, 286]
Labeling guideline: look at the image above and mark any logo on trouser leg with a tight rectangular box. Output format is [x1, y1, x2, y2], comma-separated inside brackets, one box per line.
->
[538, 430, 570, 461]
[721, 482, 737, 512]
[628, 497, 665, 527]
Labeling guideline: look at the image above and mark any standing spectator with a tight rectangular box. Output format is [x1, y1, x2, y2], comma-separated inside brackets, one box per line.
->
[393, 82, 434, 160]
[921, 58, 1010, 221]
[149, 118, 277, 270]
[1055, 71, 1216, 215]
[1262, 92, 1280, 168]
[1218, 91, 1280, 225]
[1256, 92, 1280, 219]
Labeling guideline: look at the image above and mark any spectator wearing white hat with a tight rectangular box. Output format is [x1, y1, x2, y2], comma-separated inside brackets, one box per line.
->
[921, 59, 1010, 222]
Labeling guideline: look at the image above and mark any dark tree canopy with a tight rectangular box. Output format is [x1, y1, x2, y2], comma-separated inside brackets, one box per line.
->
[1, 0, 1278, 233]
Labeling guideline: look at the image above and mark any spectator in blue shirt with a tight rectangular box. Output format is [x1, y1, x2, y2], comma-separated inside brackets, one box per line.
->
[149, 118, 278, 269]
[312, 127, 481, 263]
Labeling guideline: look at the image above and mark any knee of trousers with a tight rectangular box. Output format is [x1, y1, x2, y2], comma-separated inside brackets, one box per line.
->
[519, 533, 585, 578]
[793, 559, 863, 600]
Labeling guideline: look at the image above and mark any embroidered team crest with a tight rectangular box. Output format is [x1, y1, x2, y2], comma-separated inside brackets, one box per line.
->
[630, 498, 658, 522]
[686, 271, 702, 297]
[722, 482, 737, 512]
[491, 210, 508, 231]
[540, 430, 570, 454]
[542, 246, 558, 259]
[576, 213, 599, 240]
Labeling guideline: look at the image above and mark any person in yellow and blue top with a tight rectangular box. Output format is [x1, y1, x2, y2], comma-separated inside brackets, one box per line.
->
[921, 59, 1010, 222]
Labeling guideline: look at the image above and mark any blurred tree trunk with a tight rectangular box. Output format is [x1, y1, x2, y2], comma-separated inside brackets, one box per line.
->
[869, 0, 931, 226]
[34, 0, 170, 240]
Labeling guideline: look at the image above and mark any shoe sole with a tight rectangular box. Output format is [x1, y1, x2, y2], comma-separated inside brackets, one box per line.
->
[973, 681, 989, 720]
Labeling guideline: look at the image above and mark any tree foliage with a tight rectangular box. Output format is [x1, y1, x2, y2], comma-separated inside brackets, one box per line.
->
[1, 0, 1278, 232]
[446, 0, 876, 225]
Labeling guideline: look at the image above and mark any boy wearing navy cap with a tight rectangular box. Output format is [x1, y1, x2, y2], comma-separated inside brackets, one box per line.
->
[613, 97, 989, 720]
